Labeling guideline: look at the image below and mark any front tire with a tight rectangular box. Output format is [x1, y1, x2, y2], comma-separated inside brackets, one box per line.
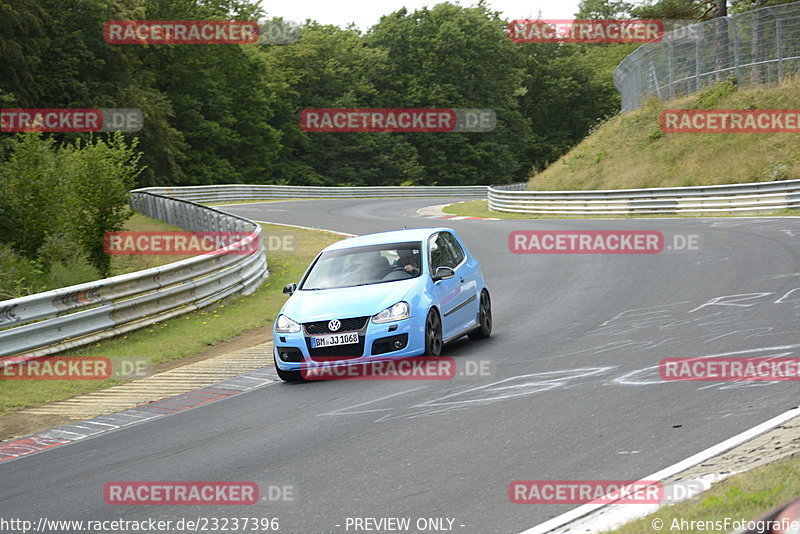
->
[468, 290, 492, 340]
[273, 352, 305, 382]
[424, 308, 443, 356]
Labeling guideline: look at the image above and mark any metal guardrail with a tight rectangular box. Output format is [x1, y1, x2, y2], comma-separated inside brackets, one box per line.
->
[488, 178, 800, 215]
[0, 192, 268, 363]
[133, 184, 489, 202]
[615, 3, 800, 111]
[5, 178, 791, 361]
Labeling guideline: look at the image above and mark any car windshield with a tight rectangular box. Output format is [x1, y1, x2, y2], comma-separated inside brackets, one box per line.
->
[300, 241, 422, 290]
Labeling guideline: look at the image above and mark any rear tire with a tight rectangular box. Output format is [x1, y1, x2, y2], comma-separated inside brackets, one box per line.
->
[274, 352, 305, 382]
[424, 308, 443, 357]
[468, 290, 492, 340]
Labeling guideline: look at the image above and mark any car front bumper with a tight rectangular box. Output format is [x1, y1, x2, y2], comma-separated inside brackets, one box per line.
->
[273, 314, 427, 372]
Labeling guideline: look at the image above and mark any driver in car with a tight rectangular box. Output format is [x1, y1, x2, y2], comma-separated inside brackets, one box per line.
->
[396, 249, 419, 275]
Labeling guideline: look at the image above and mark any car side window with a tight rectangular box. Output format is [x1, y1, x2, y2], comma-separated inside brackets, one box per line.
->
[429, 233, 457, 272]
[442, 232, 465, 266]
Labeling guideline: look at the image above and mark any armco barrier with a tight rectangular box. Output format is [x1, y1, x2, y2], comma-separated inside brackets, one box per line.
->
[5, 178, 789, 361]
[0, 192, 267, 363]
[133, 184, 489, 203]
[488, 178, 800, 215]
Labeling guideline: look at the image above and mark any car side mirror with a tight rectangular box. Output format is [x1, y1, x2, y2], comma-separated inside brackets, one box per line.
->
[283, 283, 297, 295]
[432, 266, 455, 282]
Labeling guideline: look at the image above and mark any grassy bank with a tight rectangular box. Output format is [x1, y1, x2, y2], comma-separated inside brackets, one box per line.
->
[528, 76, 800, 191]
[108, 211, 186, 275]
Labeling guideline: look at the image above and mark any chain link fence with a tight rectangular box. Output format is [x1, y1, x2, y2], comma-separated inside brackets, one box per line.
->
[615, 2, 800, 111]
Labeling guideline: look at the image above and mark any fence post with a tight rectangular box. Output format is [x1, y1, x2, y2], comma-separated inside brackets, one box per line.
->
[614, 3, 798, 111]
[692, 26, 702, 92]
[776, 15, 783, 81]
[732, 18, 741, 84]
[667, 40, 675, 100]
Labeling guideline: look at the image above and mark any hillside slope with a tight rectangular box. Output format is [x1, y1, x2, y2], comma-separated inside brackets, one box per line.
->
[528, 77, 800, 191]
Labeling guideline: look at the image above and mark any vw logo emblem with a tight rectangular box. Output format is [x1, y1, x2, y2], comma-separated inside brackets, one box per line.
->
[328, 319, 341, 332]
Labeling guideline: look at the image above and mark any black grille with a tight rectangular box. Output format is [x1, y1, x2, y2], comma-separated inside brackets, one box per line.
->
[304, 316, 369, 335]
[371, 334, 409, 356]
[277, 347, 304, 363]
[306, 337, 365, 360]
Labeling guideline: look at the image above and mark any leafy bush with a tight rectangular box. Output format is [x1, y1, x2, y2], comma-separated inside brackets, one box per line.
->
[0, 244, 45, 299]
[0, 133, 142, 297]
[37, 233, 102, 290]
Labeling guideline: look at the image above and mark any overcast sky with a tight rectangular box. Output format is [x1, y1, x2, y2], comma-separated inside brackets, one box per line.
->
[261, 0, 582, 31]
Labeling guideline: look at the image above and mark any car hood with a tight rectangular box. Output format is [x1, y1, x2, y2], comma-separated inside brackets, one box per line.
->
[281, 278, 419, 322]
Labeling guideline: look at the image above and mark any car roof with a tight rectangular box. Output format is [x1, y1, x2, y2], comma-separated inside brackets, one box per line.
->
[322, 227, 454, 252]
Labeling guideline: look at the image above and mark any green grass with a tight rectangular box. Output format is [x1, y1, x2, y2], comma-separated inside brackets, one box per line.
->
[607, 453, 800, 534]
[445, 200, 549, 219]
[444, 200, 800, 220]
[529, 76, 800, 191]
[0, 222, 342, 414]
[108, 211, 187, 276]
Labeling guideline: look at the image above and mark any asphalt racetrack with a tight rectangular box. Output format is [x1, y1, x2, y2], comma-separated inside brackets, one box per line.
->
[2, 198, 799, 534]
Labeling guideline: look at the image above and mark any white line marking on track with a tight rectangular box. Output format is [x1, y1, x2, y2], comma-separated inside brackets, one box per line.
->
[516, 406, 800, 534]
[317, 386, 430, 417]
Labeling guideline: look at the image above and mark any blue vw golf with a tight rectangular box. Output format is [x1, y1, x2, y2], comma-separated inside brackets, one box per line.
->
[273, 228, 492, 381]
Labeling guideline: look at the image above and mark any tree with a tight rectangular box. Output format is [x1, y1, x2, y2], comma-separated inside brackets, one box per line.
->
[714, 1, 730, 81]
[0, 135, 69, 259]
[262, 23, 414, 185]
[575, 0, 634, 19]
[0, 0, 49, 106]
[748, 0, 769, 83]
[61, 133, 142, 274]
[366, 3, 530, 184]
[630, 0, 718, 20]
[0, 133, 141, 275]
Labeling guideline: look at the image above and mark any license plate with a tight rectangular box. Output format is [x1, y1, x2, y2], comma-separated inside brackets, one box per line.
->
[311, 332, 359, 348]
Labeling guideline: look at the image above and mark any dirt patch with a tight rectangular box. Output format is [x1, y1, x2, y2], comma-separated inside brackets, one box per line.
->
[0, 414, 74, 443]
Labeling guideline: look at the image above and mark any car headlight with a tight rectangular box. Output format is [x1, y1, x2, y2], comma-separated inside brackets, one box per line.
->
[275, 314, 301, 333]
[372, 301, 410, 324]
